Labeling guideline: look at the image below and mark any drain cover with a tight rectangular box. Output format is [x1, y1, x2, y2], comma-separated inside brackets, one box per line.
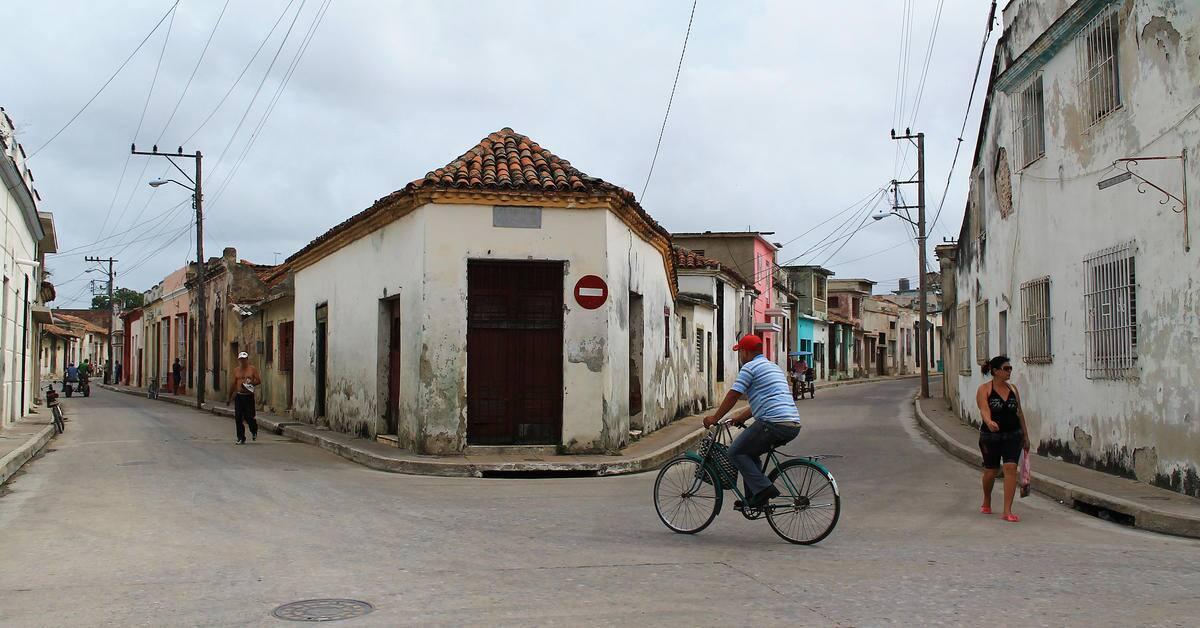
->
[271, 599, 374, 622]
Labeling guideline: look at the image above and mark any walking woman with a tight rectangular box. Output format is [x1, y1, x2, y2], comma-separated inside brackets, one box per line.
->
[976, 355, 1030, 522]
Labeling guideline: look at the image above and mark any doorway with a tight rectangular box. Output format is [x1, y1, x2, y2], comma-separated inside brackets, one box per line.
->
[385, 299, 402, 435]
[315, 305, 328, 418]
[628, 292, 644, 430]
[467, 261, 564, 445]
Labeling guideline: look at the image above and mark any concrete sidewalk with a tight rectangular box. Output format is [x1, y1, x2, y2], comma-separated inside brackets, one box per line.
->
[0, 412, 57, 487]
[914, 385, 1200, 538]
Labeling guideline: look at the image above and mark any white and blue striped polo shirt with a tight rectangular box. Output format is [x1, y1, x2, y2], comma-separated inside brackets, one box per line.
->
[731, 354, 801, 424]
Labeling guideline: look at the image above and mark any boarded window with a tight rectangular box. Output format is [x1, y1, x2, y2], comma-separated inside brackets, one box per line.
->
[278, 321, 294, 372]
[1084, 242, 1136, 379]
[1078, 8, 1121, 126]
[975, 299, 989, 365]
[957, 303, 971, 374]
[1021, 277, 1052, 363]
[266, 325, 274, 364]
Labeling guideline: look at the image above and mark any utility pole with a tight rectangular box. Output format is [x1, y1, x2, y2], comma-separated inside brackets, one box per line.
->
[132, 145, 206, 408]
[85, 256, 116, 384]
[890, 128, 930, 399]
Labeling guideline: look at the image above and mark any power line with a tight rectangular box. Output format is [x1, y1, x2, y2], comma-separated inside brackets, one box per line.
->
[183, 0, 300, 145]
[26, 0, 182, 159]
[155, 0, 232, 144]
[929, 0, 998, 236]
[906, 0, 945, 128]
[640, 0, 698, 201]
[52, 198, 191, 256]
[98, 6, 180, 239]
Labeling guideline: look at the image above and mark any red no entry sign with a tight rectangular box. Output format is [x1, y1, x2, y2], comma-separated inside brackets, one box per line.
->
[574, 275, 608, 309]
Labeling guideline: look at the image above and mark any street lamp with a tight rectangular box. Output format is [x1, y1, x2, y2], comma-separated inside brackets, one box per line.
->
[133, 144, 206, 408]
[877, 178, 931, 399]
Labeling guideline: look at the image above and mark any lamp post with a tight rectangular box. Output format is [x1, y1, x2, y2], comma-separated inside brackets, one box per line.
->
[132, 145, 206, 408]
[873, 201, 931, 399]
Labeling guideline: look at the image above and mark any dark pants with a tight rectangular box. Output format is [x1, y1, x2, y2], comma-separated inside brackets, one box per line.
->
[729, 420, 801, 497]
[234, 394, 258, 442]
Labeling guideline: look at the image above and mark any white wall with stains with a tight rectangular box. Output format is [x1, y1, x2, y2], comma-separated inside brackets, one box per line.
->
[951, 0, 1200, 495]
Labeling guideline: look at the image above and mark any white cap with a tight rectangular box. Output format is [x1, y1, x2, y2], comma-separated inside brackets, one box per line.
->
[238, 351, 249, 359]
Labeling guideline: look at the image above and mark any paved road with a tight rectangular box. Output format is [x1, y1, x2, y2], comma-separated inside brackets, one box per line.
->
[1, 381, 1197, 627]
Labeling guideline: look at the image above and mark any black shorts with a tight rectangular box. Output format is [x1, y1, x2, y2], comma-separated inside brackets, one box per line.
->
[979, 431, 1022, 469]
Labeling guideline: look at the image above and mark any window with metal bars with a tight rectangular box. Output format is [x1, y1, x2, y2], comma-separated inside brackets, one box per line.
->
[1078, 8, 1121, 126]
[1084, 242, 1137, 379]
[695, 329, 704, 373]
[975, 300, 989, 365]
[957, 303, 971, 374]
[1012, 73, 1046, 168]
[1020, 277, 1052, 363]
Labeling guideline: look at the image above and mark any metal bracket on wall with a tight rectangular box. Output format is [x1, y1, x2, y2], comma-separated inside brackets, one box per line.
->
[1099, 150, 1189, 252]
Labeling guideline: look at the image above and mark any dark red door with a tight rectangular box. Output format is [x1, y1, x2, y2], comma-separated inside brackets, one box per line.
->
[467, 261, 563, 445]
[386, 301, 402, 434]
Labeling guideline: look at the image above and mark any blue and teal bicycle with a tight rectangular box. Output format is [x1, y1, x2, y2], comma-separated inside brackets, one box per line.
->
[653, 419, 841, 545]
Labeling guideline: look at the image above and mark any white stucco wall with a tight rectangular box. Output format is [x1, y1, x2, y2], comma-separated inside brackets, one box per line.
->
[0, 188, 39, 426]
[953, 1, 1200, 493]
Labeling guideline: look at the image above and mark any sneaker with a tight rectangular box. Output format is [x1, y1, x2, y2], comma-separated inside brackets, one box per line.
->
[236, 440, 245, 445]
[252, 433, 258, 441]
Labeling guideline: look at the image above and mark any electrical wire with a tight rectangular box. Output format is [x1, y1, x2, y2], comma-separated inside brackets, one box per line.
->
[640, 0, 698, 202]
[182, 0, 300, 145]
[26, 1, 181, 159]
[52, 198, 191, 256]
[155, 0, 232, 144]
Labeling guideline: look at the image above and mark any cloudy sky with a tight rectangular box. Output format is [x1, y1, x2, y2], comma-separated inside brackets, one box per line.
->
[9, 0, 997, 307]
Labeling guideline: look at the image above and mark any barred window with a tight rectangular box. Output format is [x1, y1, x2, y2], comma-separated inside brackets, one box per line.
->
[695, 329, 704, 373]
[956, 303, 971, 375]
[975, 300, 989, 365]
[1084, 242, 1137, 379]
[1020, 277, 1052, 363]
[1012, 73, 1045, 168]
[1078, 8, 1121, 126]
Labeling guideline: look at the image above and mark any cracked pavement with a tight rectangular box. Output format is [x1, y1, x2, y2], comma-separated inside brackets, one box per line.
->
[1, 380, 1198, 626]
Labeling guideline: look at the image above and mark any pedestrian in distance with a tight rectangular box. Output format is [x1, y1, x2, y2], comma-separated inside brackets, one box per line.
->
[703, 334, 802, 508]
[114, 361, 122, 385]
[171, 358, 184, 393]
[228, 351, 262, 444]
[976, 355, 1031, 522]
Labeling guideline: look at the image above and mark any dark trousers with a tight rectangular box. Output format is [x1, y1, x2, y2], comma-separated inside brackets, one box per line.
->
[729, 420, 801, 496]
[234, 394, 258, 442]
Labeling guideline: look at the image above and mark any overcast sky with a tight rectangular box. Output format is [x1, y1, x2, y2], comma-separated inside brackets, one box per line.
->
[9, 0, 996, 308]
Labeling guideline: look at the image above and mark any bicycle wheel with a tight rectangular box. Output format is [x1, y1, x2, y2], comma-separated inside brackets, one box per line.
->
[766, 459, 840, 545]
[654, 456, 722, 534]
[52, 406, 64, 434]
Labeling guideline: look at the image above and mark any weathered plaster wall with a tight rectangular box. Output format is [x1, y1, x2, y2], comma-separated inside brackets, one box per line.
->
[956, 1, 1200, 494]
[259, 296, 294, 414]
[292, 209, 427, 442]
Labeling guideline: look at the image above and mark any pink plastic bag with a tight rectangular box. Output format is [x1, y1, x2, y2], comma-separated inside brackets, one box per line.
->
[1019, 451, 1032, 498]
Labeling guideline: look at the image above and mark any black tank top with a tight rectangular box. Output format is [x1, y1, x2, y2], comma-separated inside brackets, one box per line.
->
[984, 383, 1021, 433]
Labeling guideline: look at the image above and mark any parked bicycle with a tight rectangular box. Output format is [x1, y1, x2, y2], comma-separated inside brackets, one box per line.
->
[46, 384, 65, 434]
[653, 418, 841, 545]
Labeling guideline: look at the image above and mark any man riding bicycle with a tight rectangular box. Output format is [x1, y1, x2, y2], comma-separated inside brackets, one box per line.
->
[703, 334, 802, 508]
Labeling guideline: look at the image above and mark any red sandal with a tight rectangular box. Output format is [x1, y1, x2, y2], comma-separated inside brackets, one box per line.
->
[980, 506, 992, 514]
[1002, 513, 1020, 523]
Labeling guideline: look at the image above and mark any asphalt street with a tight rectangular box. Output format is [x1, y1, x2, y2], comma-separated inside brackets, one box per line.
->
[1, 380, 1197, 627]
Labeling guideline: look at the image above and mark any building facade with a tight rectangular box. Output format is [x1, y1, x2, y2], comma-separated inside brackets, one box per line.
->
[940, 0, 1200, 495]
[674, 246, 756, 400]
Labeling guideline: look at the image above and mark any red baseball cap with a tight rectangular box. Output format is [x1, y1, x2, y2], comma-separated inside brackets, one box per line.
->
[731, 334, 763, 352]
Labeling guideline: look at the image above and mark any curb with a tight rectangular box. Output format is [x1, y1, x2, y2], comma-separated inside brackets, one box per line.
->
[100, 384, 706, 477]
[0, 423, 56, 487]
[912, 396, 1200, 539]
[815, 373, 923, 392]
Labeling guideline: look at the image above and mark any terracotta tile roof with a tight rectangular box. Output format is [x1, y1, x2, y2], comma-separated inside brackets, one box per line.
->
[671, 246, 753, 288]
[42, 324, 80, 339]
[288, 128, 672, 267]
[53, 313, 107, 335]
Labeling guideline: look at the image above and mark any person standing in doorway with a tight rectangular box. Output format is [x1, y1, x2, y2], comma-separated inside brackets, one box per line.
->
[114, 361, 123, 385]
[228, 351, 262, 444]
[976, 355, 1030, 522]
[171, 358, 184, 394]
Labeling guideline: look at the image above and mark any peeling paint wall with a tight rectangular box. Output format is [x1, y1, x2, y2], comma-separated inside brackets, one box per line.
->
[952, 0, 1200, 495]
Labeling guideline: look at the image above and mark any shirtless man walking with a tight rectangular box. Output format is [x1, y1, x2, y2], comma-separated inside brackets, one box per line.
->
[228, 351, 262, 444]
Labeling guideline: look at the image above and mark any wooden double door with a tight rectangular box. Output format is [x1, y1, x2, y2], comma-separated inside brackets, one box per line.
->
[467, 261, 564, 446]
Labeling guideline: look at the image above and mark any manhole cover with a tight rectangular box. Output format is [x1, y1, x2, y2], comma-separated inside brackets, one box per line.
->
[271, 599, 374, 622]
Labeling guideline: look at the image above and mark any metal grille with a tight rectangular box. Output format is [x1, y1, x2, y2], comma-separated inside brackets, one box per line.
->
[975, 300, 989, 365]
[1012, 73, 1046, 168]
[1078, 8, 1121, 126]
[695, 329, 704, 373]
[1020, 276, 1052, 363]
[1084, 242, 1137, 379]
[956, 303, 971, 374]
